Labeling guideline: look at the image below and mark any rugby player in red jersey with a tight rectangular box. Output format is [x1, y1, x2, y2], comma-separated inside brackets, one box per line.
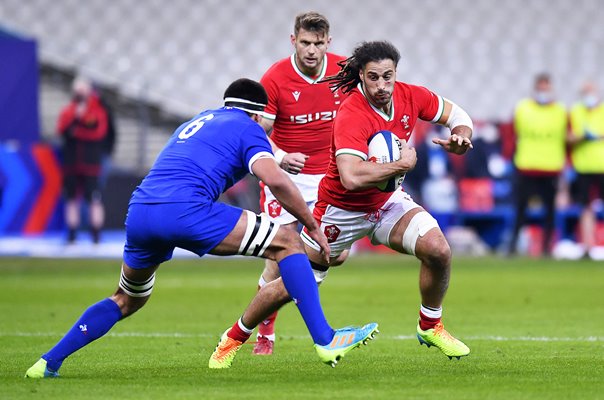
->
[253, 11, 349, 355]
[301, 40, 473, 359]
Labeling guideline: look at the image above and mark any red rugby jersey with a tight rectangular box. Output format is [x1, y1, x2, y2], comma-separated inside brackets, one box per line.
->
[319, 82, 444, 211]
[261, 52, 348, 174]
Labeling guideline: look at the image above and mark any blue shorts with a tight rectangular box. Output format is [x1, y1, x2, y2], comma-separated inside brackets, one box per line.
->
[123, 201, 243, 269]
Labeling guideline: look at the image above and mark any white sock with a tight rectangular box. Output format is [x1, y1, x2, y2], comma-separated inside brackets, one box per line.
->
[420, 304, 442, 319]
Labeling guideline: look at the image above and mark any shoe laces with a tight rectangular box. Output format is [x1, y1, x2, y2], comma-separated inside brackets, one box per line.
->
[214, 337, 242, 360]
[255, 336, 273, 350]
[257, 336, 273, 346]
[335, 326, 356, 333]
[434, 322, 455, 342]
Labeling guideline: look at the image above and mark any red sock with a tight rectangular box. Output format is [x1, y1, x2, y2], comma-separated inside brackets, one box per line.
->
[258, 311, 278, 338]
[256, 283, 278, 338]
[227, 319, 252, 343]
[419, 311, 441, 331]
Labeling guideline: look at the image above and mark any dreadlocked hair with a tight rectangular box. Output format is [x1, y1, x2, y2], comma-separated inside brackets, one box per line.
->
[321, 40, 401, 94]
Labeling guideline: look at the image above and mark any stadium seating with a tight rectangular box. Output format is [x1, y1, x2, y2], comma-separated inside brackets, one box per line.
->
[1, 0, 602, 126]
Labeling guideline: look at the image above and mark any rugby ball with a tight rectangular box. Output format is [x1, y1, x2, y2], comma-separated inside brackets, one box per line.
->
[367, 130, 404, 192]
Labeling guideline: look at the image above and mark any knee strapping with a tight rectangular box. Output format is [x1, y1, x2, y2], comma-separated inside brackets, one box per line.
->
[119, 269, 155, 297]
[402, 211, 439, 255]
[239, 211, 279, 257]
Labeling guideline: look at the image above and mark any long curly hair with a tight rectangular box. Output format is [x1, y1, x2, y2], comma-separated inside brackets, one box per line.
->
[322, 40, 401, 93]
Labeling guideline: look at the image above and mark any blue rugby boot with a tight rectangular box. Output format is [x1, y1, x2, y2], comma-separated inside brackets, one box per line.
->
[314, 322, 379, 367]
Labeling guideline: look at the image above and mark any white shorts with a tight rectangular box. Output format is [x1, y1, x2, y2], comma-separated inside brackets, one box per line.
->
[260, 172, 324, 224]
[301, 190, 428, 257]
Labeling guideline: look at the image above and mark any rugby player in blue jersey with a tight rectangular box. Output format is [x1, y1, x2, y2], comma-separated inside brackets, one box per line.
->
[25, 78, 378, 377]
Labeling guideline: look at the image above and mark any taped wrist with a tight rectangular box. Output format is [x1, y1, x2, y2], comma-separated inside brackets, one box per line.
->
[274, 149, 288, 164]
[445, 100, 473, 131]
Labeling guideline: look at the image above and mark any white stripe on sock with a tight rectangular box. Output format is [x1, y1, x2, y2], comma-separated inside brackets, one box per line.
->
[420, 304, 442, 319]
[238, 318, 253, 334]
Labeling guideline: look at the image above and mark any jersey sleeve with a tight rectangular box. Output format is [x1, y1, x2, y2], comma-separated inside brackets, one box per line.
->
[333, 105, 373, 160]
[240, 124, 275, 174]
[411, 85, 445, 123]
[260, 67, 280, 121]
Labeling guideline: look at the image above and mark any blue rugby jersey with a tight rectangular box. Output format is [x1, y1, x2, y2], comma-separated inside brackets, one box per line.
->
[130, 107, 273, 204]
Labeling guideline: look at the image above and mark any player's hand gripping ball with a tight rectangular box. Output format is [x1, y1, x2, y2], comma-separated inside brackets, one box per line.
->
[367, 130, 404, 192]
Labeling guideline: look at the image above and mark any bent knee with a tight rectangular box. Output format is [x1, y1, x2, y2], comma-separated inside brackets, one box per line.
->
[269, 227, 305, 256]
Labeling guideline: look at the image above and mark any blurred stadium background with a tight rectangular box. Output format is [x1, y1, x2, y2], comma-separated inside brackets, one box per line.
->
[1, 0, 603, 257]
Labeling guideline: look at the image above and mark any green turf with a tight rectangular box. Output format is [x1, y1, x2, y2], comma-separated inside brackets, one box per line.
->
[1, 255, 603, 399]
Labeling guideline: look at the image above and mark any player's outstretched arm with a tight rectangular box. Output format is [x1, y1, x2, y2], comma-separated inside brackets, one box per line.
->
[252, 157, 330, 262]
[432, 99, 474, 155]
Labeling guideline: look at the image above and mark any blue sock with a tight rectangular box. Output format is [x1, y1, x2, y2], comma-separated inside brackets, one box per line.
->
[278, 253, 334, 345]
[42, 298, 122, 371]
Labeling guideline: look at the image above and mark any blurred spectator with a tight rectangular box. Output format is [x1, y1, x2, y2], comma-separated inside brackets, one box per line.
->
[417, 127, 458, 214]
[57, 76, 108, 244]
[463, 122, 503, 178]
[402, 120, 433, 202]
[96, 86, 118, 188]
[508, 73, 568, 257]
[568, 81, 604, 258]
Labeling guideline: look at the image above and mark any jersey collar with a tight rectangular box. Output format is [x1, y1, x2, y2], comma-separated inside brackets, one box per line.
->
[290, 53, 327, 84]
[358, 83, 395, 121]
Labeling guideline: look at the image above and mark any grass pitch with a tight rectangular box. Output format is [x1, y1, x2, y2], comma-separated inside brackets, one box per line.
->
[1, 255, 603, 399]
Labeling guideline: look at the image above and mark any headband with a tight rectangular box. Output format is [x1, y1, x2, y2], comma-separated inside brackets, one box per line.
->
[224, 97, 267, 117]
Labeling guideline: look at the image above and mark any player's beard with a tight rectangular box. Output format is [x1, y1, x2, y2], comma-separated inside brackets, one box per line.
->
[300, 56, 321, 75]
[369, 90, 392, 109]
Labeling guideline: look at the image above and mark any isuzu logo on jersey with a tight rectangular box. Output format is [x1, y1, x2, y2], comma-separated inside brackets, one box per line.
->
[267, 200, 282, 218]
[290, 110, 337, 124]
[324, 224, 341, 243]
